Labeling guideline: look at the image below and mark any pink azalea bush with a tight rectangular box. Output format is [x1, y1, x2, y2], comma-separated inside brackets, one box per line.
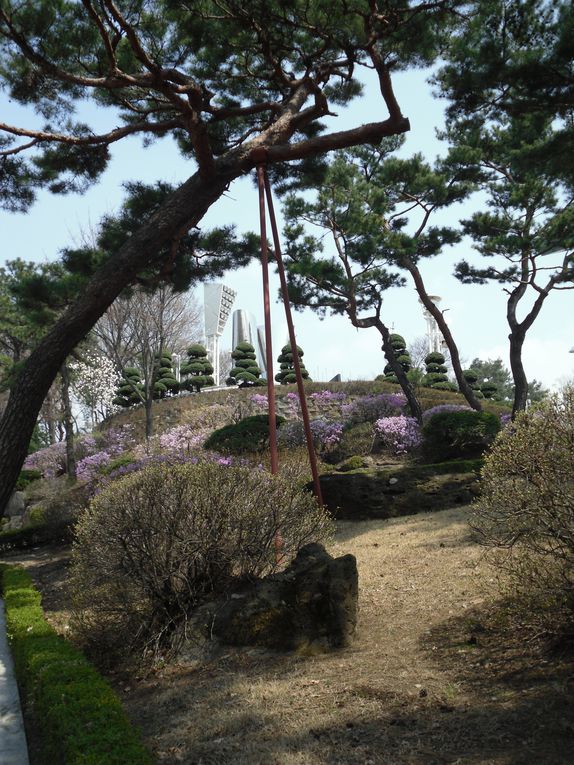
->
[421, 404, 471, 423]
[342, 393, 406, 425]
[374, 416, 421, 455]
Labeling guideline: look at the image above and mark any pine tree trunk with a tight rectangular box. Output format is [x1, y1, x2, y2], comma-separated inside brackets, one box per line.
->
[509, 330, 529, 417]
[0, 167, 235, 516]
[378, 323, 423, 424]
[60, 364, 77, 480]
[405, 260, 483, 411]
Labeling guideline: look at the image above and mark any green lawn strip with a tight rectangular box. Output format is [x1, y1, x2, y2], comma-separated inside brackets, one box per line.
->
[1, 565, 152, 765]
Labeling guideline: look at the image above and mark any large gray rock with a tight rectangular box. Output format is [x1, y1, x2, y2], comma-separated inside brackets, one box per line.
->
[5, 491, 25, 518]
[210, 543, 358, 652]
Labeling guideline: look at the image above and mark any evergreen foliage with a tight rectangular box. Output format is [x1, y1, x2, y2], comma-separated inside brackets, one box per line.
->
[422, 352, 455, 390]
[204, 414, 286, 454]
[113, 367, 144, 408]
[383, 334, 412, 383]
[275, 344, 311, 385]
[0, 0, 458, 513]
[180, 344, 214, 393]
[228, 342, 264, 387]
[152, 351, 179, 398]
[423, 410, 500, 460]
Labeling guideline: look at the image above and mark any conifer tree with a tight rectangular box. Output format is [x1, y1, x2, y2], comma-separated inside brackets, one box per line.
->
[383, 334, 411, 383]
[228, 342, 264, 388]
[275, 345, 311, 385]
[153, 351, 179, 399]
[180, 345, 214, 393]
[0, 1, 465, 513]
[113, 367, 145, 408]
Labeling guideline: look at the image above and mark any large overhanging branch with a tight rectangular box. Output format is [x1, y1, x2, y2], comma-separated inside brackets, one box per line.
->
[0, 118, 184, 155]
[248, 115, 410, 166]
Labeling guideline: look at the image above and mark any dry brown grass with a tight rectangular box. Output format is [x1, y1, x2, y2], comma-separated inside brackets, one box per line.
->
[5, 506, 574, 765]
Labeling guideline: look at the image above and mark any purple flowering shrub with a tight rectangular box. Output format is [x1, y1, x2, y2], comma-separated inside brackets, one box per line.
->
[499, 413, 512, 428]
[155, 424, 208, 456]
[308, 389, 348, 416]
[374, 416, 422, 455]
[421, 404, 472, 423]
[76, 450, 114, 482]
[75, 424, 139, 482]
[23, 441, 67, 479]
[249, 392, 268, 410]
[277, 418, 344, 453]
[342, 393, 406, 425]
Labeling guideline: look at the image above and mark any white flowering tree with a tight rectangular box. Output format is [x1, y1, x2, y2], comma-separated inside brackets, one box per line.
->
[71, 352, 121, 429]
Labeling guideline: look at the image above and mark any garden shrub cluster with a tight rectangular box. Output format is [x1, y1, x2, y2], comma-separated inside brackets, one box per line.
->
[422, 410, 500, 460]
[1, 565, 151, 764]
[70, 461, 334, 662]
[472, 385, 574, 628]
[204, 414, 286, 454]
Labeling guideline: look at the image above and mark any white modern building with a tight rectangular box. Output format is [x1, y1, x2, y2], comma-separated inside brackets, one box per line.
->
[204, 283, 237, 386]
[231, 309, 268, 377]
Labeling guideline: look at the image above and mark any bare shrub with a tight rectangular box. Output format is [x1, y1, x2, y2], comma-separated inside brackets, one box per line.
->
[471, 383, 574, 627]
[70, 462, 334, 664]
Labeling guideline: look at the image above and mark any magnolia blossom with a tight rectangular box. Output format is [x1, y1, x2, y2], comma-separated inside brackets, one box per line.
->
[70, 352, 122, 426]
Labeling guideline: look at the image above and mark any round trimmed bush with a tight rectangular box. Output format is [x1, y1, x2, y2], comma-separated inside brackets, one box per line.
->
[423, 410, 500, 459]
[204, 414, 286, 454]
[70, 462, 334, 662]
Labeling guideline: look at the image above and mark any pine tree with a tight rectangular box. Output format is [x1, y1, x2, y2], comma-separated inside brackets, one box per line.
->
[153, 351, 179, 399]
[275, 345, 311, 385]
[180, 344, 214, 393]
[423, 352, 457, 391]
[113, 367, 145, 408]
[228, 342, 264, 388]
[383, 334, 411, 383]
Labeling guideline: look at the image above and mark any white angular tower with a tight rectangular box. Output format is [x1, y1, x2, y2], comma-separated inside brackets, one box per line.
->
[204, 283, 236, 386]
[419, 295, 446, 354]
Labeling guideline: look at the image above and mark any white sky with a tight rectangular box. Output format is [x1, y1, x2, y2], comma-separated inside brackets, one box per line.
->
[1, 66, 573, 389]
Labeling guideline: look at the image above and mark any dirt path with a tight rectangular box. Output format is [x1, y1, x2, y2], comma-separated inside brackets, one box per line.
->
[4, 507, 573, 765]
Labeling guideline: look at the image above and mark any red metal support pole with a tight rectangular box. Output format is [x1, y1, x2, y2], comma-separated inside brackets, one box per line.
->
[263, 168, 324, 507]
[256, 163, 278, 476]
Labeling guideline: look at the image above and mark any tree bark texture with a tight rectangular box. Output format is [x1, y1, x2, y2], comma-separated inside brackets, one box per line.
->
[377, 321, 423, 424]
[405, 260, 483, 411]
[60, 364, 77, 481]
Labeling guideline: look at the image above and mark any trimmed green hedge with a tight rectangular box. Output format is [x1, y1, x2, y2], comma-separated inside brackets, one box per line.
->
[1, 565, 152, 765]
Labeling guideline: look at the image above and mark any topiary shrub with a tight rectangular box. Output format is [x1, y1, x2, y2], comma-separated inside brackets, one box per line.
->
[334, 422, 376, 460]
[228, 341, 265, 388]
[423, 410, 500, 460]
[422, 351, 449, 389]
[113, 366, 144, 407]
[70, 462, 334, 663]
[471, 385, 574, 629]
[275, 344, 311, 384]
[383, 333, 412, 383]
[204, 414, 286, 454]
[180, 343, 214, 392]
